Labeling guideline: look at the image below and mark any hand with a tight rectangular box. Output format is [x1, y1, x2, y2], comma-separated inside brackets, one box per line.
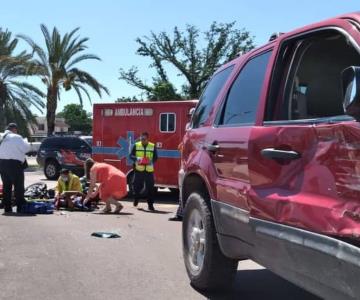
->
[83, 197, 89, 206]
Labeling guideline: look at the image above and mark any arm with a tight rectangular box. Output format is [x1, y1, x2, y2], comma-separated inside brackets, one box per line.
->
[55, 179, 62, 197]
[84, 170, 97, 204]
[152, 146, 158, 163]
[130, 144, 137, 162]
[18, 136, 31, 154]
[72, 177, 83, 194]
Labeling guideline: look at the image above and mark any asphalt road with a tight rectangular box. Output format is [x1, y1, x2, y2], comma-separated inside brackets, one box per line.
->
[0, 165, 320, 300]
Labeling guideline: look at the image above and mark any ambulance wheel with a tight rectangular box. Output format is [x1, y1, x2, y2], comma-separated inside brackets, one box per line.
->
[44, 159, 60, 180]
[183, 192, 238, 290]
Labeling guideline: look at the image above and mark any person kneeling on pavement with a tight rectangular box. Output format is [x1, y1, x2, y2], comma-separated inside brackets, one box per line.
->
[83, 158, 127, 214]
[55, 169, 83, 210]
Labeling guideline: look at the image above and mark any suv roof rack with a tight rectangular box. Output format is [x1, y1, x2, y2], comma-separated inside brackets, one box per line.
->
[269, 32, 284, 41]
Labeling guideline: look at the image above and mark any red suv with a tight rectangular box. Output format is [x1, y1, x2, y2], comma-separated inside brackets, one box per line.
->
[180, 13, 360, 300]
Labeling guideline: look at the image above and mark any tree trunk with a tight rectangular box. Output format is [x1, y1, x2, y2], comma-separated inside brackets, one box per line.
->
[0, 101, 5, 132]
[46, 86, 58, 136]
[0, 81, 7, 131]
[189, 83, 200, 99]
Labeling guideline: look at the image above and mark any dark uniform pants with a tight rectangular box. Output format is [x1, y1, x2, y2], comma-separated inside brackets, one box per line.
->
[0, 159, 25, 211]
[133, 170, 155, 205]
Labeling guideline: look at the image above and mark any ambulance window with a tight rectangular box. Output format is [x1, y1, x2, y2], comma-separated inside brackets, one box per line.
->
[160, 113, 176, 133]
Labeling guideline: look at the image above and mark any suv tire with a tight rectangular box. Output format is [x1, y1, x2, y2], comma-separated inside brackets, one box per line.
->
[44, 159, 60, 180]
[182, 192, 238, 291]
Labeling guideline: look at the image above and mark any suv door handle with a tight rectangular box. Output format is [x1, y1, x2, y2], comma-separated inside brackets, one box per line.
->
[261, 148, 301, 160]
[206, 143, 220, 153]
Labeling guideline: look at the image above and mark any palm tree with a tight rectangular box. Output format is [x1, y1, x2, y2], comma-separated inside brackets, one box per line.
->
[0, 28, 45, 135]
[19, 25, 109, 135]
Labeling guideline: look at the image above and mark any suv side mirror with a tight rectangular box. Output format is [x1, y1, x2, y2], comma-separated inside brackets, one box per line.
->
[188, 107, 195, 117]
[342, 66, 360, 121]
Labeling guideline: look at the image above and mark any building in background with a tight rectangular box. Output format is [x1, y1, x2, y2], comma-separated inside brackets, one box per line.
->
[31, 117, 70, 138]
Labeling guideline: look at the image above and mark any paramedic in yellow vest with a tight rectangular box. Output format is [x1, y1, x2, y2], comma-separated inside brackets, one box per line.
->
[55, 168, 83, 210]
[130, 132, 158, 211]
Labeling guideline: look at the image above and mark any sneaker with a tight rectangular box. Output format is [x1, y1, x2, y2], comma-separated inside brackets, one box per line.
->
[133, 199, 139, 207]
[168, 215, 182, 222]
[114, 204, 124, 214]
[101, 207, 112, 214]
[148, 203, 155, 211]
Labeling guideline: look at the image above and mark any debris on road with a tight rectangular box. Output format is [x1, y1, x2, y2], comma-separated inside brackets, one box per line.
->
[91, 232, 121, 238]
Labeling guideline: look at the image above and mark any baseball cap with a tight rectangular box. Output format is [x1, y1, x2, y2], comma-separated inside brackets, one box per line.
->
[60, 168, 70, 175]
[6, 123, 18, 130]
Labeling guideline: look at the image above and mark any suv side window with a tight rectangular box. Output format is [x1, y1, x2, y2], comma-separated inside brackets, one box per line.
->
[68, 137, 85, 150]
[218, 51, 272, 126]
[41, 138, 57, 149]
[191, 65, 234, 128]
[265, 29, 360, 122]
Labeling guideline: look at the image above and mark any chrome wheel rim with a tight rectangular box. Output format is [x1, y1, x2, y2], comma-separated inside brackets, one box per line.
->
[187, 209, 205, 275]
[46, 164, 56, 177]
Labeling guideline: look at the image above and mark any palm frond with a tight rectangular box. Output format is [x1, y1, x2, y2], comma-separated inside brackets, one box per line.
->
[66, 54, 100, 69]
[70, 68, 109, 96]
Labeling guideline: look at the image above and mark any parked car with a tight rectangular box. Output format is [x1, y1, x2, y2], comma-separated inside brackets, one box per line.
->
[26, 141, 41, 156]
[180, 13, 360, 300]
[37, 135, 92, 180]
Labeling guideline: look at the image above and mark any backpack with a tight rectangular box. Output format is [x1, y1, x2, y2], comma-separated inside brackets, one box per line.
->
[21, 201, 54, 214]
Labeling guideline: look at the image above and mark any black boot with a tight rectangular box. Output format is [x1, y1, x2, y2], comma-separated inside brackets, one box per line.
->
[133, 198, 139, 207]
[168, 215, 182, 221]
[148, 203, 155, 211]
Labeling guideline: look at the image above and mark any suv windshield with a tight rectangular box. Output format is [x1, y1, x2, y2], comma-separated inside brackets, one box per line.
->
[83, 138, 92, 146]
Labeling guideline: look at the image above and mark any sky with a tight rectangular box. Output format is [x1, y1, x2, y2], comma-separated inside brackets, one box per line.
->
[2, 0, 360, 115]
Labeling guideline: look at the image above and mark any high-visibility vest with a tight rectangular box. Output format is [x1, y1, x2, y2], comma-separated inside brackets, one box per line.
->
[135, 141, 155, 172]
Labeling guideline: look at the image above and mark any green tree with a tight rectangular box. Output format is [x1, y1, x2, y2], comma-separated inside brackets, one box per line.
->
[19, 25, 109, 135]
[115, 96, 140, 103]
[57, 104, 92, 134]
[119, 22, 255, 99]
[0, 28, 44, 135]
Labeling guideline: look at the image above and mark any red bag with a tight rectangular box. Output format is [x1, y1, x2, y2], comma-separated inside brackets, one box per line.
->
[139, 157, 150, 165]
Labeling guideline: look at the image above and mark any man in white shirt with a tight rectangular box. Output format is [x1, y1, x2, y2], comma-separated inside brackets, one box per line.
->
[0, 123, 30, 214]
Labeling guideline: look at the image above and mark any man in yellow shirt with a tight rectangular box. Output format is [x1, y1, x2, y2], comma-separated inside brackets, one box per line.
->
[55, 169, 83, 210]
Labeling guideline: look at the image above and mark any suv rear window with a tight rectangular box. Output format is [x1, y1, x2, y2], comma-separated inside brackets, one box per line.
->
[191, 65, 234, 128]
[41, 137, 89, 150]
[41, 138, 59, 149]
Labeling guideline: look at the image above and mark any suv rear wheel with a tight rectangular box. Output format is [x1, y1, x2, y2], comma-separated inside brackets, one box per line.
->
[182, 192, 238, 290]
[44, 159, 60, 180]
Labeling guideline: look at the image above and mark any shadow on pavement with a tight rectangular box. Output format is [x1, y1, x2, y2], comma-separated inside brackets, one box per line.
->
[137, 208, 171, 214]
[122, 190, 180, 205]
[2, 213, 36, 217]
[193, 269, 321, 300]
[91, 212, 134, 216]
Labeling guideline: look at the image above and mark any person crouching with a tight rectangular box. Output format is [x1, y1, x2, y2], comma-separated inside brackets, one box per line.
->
[55, 169, 83, 210]
[83, 159, 127, 214]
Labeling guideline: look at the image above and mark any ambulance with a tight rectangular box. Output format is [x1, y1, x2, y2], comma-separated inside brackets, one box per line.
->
[92, 100, 197, 191]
